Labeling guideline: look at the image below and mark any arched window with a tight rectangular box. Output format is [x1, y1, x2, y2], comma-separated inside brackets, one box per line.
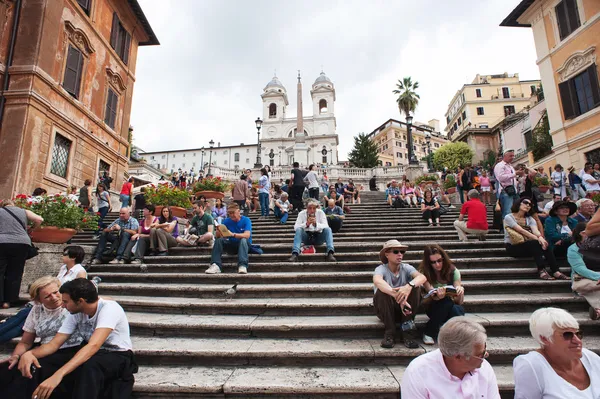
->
[319, 99, 328, 114]
[288, 128, 309, 138]
[269, 103, 277, 118]
[234, 152, 240, 162]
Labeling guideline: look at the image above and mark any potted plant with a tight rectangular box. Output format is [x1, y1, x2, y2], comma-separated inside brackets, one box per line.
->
[443, 175, 457, 194]
[415, 174, 438, 185]
[144, 185, 192, 218]
[193, 176, 230, 200]
[534, 176, 551, 193]
[13, 194, 99, 244]
[591, 193, 600, 205]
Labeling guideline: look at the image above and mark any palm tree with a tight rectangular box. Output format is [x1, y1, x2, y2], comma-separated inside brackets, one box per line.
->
[393, 77, 420, 118]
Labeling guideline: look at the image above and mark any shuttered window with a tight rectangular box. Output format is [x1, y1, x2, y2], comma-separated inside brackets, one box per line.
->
[559, 64, 600, 120]
[110, 13, 131, 65]
[77, 0, 91, 15]
[63, 45, 83, 98]
[104, 88, 118, 129]
[555, 0, 580, 41]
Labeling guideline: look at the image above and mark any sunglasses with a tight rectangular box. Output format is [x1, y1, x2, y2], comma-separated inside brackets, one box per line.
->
[562, 331, 583, 341]
[521, 201, 532, 206]
[390, 249, 406, 255]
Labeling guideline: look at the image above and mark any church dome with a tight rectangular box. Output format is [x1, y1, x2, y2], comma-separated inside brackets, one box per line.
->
[313, 71, 334, 88]
[264, 76, 286, 92]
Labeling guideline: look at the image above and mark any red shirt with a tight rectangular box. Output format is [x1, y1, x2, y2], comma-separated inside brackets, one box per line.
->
[120, 182, 132, 195]
[460, 199, 488, 230]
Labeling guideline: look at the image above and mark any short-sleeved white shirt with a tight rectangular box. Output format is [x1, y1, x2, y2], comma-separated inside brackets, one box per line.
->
[23, 304, 82, 348]
[56, 264, 87, 285]
[514, 349, 600, 399]
[58, 298, 132, 351]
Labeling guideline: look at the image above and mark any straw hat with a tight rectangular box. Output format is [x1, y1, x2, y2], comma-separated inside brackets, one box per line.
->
[549, 200, 577, 217]
[379, 239, 409, 264]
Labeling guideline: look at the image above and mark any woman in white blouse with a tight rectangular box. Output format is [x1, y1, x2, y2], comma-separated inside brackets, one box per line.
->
[514, 307, 600, 398]
[551, 164, 567, 199]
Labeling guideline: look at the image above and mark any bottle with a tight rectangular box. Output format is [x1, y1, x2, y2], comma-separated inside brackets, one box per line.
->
[401, 320, 415, 332]
[91, 276, 102, 288]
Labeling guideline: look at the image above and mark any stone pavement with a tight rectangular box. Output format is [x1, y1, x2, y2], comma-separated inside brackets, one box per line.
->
[2, 190, 599, 398]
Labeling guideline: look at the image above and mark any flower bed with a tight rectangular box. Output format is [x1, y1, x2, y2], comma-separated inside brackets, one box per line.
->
[13, 194, 98, 230]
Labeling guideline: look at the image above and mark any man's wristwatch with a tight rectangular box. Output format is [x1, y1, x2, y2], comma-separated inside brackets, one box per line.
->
[408, 281, 415, 288]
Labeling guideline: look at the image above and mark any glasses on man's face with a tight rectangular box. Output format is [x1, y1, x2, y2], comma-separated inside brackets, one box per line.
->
[562, 330, 583, 341]
[390, 249, 406, 255]
[471, 344, 489, 361]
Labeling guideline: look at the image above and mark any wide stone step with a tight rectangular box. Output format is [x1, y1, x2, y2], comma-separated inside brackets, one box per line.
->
[97, 279, 573, 299]
[92, 292, 585, 316]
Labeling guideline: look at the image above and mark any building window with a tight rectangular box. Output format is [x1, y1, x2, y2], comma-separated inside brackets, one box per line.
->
[434, 143, 439, 148]
[555, 0, 580, 41]
[271, 159, 275, 166]
[234, 153, 240, 162]
[98, 159, 110, 178]
[150, 156, 154, 160]
[50, 134, 72, 178]
[462, 111, 466, 120]
[458, 117, 462, 126]
[104, 88, 118, 129]
[269, 103, 277, 118]
[110, 13, 131, 65]
[475, 88, 482, 98]
[224, 160, 227, 165]
[397, 152, 403, 158]
[193, 152, 196, 156]
[246, 149, 250, 153]
[502, 87, 510, 99]
[77, 0, 91, 15]
[477, 107, 485, 115]
[173, 154, 176, 158]
[63, 45, 83, 98]
[559, 64, 600, 119]
[453, 122, 458, 130]
[161, 155, 165, 159]
[246, 158, 250, 163]
[319, 99, 328, 114]
[504, 105, 516, 116]
[524, 130, 533, 149]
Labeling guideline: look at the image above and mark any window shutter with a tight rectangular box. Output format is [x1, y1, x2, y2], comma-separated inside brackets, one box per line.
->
[586, 64, 600, 108]
[123, 31, 131, 65]
[63, 46, 83, 98]
[566, 0, 580, 33]
[110, 13, 118, 50]
[77, 0, 90, 14]
[555, 2, 568, 40]
[74, 51, 83, 97]
[559, 80, 576, 120]
[110, 90, 118, 128]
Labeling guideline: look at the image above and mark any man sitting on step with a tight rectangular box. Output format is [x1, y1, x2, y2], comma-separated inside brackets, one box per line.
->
[401, 316, 500, 398]
[386, 180, 402, 207]
[177, 201, 214, 247]
[454, 189, 489, 242]
[17, 278, 137, 399]
[288, 199, 336, 262]
[205, 202, 252, 274]
[92, 208, 139, 265]
[373, 240, 426, 349]
[323, 185, 344, 209]
[323, 198, 345, 233]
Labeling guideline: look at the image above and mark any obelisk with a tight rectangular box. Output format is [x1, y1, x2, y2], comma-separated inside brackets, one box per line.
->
[293, 70, 308, 165]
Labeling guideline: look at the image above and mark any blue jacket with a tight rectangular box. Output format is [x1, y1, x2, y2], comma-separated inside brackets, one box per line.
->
[544, 216, 578, 249]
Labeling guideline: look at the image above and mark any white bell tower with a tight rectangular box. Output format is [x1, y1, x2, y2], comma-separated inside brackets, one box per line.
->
[261, 75, 288, 122]
[311, 71, 336, 118]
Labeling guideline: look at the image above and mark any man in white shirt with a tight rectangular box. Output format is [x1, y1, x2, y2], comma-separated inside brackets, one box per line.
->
[582, 164, 600, 194]
[541, 193, 563, 218]
[305, 164, 320, 200]
[17, 278, 136, 399]
[401, 316, 501, 398]
[493, 149, 517, 223]
[288, 199, 336, 262]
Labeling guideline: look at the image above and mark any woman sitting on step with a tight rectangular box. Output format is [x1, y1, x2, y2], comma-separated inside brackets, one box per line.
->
[421, 190, 441, 227]
[124, 204, 158, 264]
[503, 197, 569, 281]
[149, 206, 179, 256]
[402, 181, 418, 208]
[513, 307, 600, 398]
[418, 244, 465, 345]
[568, 222, 600, 320]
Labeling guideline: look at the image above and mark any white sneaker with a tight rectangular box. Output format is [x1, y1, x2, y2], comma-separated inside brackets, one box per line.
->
[423, 334, 435, 345]
[118, 259, 125, 264]
[205, 263, 221, 274]
[449, 205, 456, 209]
[131, 259, 142, 265]
[91, 258, 102, 265]
[238, 265, 248, 274]
[108, 259, 120, 264]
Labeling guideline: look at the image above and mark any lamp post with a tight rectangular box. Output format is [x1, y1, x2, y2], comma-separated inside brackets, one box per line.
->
[254, 117, 263, 168]
[425, 133, 433, 172]
[406, 115, 418, 165]
[208, 140, 214, 177]
[200, 147, 205, 175]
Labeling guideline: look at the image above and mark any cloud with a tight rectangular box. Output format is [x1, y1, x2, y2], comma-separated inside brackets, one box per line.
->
[131, 0, 540, 158]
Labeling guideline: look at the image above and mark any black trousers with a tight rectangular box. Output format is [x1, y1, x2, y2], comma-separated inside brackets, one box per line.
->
[506, 241, 559, 272]
[424, 297, 465, 338]
[373, 287, 421, 337]
[422, 209, 440, 221]
[0, 243, 29, 303]
[308, 188, 320, 200]
[326, 217, 343, 233]
[32, 346, 137, 399]
[290, 185, 305, 211]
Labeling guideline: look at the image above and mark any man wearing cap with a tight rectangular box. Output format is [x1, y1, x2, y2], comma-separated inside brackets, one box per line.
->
[574, 198, 596, 223]
[373, 240, 426, 349]
[493, 149, 517, 225]
[386, 180, 402, 207]
[454, 189, 488, 242]
[288, 199, 336, 262]
[543, 200, 578, 259]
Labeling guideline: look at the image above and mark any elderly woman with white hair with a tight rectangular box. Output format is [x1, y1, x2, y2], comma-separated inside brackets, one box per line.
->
[401, 316, 500, 398]
[514, 307, 600, 398]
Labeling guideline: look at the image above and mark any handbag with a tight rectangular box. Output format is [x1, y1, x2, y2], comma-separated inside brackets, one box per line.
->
[505, 225, 533, 245]
[1, 207, 39, 259]
[438, 203, 448, 215]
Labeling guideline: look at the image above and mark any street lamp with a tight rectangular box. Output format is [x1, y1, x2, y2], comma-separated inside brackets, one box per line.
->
[208, 140, 214, 177]
[200, 146, 205, 174]
[425, 133, 433, 172]
[254, 117, 263, 168]
[406, 114, 418, 165]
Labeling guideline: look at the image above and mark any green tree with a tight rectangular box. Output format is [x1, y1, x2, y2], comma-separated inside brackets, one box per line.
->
[531, 113, 553, 161]
[432, 142, 474, 171]
[348, 133, 379, 168]
[393, 77, 420, 118]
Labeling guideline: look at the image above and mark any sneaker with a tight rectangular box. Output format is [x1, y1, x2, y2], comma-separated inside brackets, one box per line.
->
[131, 259, 142, 265]
[288, 253, 299, 262]
[590, 307, 600, 320]
[423, 334, 435, 345]
[108, 258, 120, 264]
[449, 205, 456, 209]
[118, 259, 125, 264]
[91, 258, 102, 265]
[205, 263, 221, 274]
[380, 335, 395, 349]
[326, 252, 337, 262]
[238, 265, 248, 274]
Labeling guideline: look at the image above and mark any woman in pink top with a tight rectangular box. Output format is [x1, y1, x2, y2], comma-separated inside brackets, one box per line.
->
[479, 170, 492, 205]
[402, 182, 418, 207]
[124, 204, 158, 264]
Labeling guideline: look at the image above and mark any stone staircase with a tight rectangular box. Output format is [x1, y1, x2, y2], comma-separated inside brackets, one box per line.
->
[5, 191, 600, 398]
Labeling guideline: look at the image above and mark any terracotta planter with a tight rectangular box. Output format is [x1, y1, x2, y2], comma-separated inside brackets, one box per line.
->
[196, 190, 225, 200]
[537, 185, 550, 193]
[30, 226, 77, 244]
[446, 187, 456, 194]
[154, 206, 189, 218]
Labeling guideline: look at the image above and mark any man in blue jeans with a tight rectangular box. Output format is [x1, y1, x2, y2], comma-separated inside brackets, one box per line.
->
[91, 208, 139, 265]
[288, 199, 336, 262]
[205, 203, 252, 274]
[493, 149, 517, 230]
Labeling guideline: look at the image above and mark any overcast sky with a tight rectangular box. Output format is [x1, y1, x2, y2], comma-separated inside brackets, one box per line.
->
[131, 0, 540, 159]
